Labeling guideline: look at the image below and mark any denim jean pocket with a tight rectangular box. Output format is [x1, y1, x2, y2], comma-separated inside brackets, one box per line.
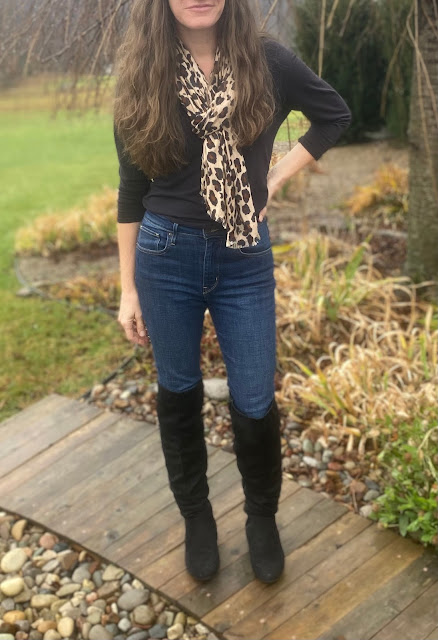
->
[237, 220, 272, 256]
[136, 221, 170, 255]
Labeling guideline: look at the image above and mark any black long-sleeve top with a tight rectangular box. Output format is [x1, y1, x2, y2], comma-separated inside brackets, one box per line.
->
[114, 38, 352, 228]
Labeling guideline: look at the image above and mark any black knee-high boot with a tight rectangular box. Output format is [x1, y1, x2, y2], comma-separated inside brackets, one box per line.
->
[156, 379, 219, 581]
[229, 396, 285, 583]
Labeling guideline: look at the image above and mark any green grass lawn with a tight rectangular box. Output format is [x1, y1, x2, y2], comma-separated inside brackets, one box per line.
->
[0, 80, 307, 421]
[0, 106, 134, 421]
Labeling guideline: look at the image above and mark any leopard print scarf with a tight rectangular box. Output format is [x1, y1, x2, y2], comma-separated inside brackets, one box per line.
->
[175, 39, 260, 249]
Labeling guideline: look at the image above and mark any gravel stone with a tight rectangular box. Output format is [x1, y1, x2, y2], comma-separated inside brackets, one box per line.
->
[1, 548, 28, 573]
[302, 439, 314, 454]
[302, 455, 321, 469]
[364, 478, 381, 491]
[117, 618, 132, 632]
[167, 623, 184, 639]
[31, 594, 59, 608]
[126, 633, 149, 640]
[0, 576, 25, 597]
[89, 624, 113, 640]
[102, 564, 124, 581]
[148, 623, 167, 638]
[72, 565, 91, 583]
[133, 604, 156, 625]
[117, 588, 149, 611]
[364, 489, 380, 502]
[203, 378, 229, 401]
[56, 582, 81, 597]
[1, 598, 16, 611]
[57, 617, 74, 638]
[360, 504, 374, 517]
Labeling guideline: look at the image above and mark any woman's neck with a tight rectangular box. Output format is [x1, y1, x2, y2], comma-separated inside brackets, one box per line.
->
[177, 26, 217, 60]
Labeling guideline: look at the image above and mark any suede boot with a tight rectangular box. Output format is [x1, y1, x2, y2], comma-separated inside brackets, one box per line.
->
[229, 396, 284, 583]
[156, 379, 219, 581]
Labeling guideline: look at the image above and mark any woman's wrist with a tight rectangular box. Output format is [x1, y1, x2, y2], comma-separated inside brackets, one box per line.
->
[269, 142, 315, 191]
[120, 284, 138, 297]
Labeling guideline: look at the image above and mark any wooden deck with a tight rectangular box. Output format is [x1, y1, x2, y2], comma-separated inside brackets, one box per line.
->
[0, 393, 436, 640]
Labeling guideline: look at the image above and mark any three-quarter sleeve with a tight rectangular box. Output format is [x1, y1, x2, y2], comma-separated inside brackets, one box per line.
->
[114, 123, 151, 223]
[267, 41, 352, 160]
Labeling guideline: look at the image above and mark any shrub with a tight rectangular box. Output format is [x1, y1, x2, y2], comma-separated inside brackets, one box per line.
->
[344, 163, 409, 231]
[370, 416, 438, 547]
[292, 0, 413, 141]
[15, 186, 117, 257]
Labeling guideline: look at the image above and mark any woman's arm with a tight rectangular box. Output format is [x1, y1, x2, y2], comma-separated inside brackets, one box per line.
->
[117, 221, 148, 345]
[114, 125, 150, 345]
[259, 142, 314, 221]
[259, 41, 352, 220]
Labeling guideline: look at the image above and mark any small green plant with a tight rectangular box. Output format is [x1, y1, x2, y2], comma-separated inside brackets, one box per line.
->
[322, 240, 370, 322]
[369, 415, 438, 547]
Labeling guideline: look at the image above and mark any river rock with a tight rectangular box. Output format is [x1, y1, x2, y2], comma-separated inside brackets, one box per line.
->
[89, 624, 113, 640]
[0, 576, 25, 597]
[102, 564, 124, 581]
[56, 582, 81, 598]
[72, 564, 90, 583]
[57, 617, 74, 638]
[11, 519, 27, 541]
[132, 604, 156, 625]
[43, 631, 61, 640]
[3, 611, 25, 624]
[31, 594, 59, 609]
[39, 533, 58, 550]
[1, 548, 28, 573]
[167, 623, 184, 639]
[116, 588, 149, 611]
[203, 378, 229, 401]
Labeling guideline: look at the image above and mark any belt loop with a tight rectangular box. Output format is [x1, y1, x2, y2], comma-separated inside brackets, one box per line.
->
[170, 222, 178, 246]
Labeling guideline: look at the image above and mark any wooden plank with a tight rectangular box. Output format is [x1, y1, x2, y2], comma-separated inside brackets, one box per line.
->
[260, 535, 423, 640]
[370, 581, 438, 640]
[0, 396, 101, 478]
[177, 490, 348, 619]
[318, 551, 438, 640]
[93, 448, 235, 556]
[0, 394, 68, 441]
[4, 413, 154, 513]
[203, 510, 372, 634]
[66, 444, 222, 543]
[34, 429, 163, 525]
[116, 453, 241, 570]
[71, 463, 172, 545]
[224, 515, 395, 640]
[0, 407, 125, 496]
[142, 476, 300, 591]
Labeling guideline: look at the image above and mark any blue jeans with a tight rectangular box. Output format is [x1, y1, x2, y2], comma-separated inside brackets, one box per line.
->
[134, 210, 277, 419]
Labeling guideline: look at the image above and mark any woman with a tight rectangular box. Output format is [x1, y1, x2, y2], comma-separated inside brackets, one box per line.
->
[113, 0, 351, 585]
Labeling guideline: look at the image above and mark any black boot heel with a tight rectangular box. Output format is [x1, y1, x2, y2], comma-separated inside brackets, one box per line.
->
[245, 514, 284, 583]
[185, 500, 220, 581]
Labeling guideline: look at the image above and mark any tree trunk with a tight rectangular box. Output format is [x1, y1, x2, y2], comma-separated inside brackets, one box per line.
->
[404, 0, 438, 298]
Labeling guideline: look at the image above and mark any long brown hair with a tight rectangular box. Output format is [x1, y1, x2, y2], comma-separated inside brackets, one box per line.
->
[113, 0, 276, 178]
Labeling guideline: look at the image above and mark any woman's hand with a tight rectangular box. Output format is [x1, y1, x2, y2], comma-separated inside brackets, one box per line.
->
[118, 289, 150, 346]
[258, 170, 280, 222]
[259, 143, 316, 222]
